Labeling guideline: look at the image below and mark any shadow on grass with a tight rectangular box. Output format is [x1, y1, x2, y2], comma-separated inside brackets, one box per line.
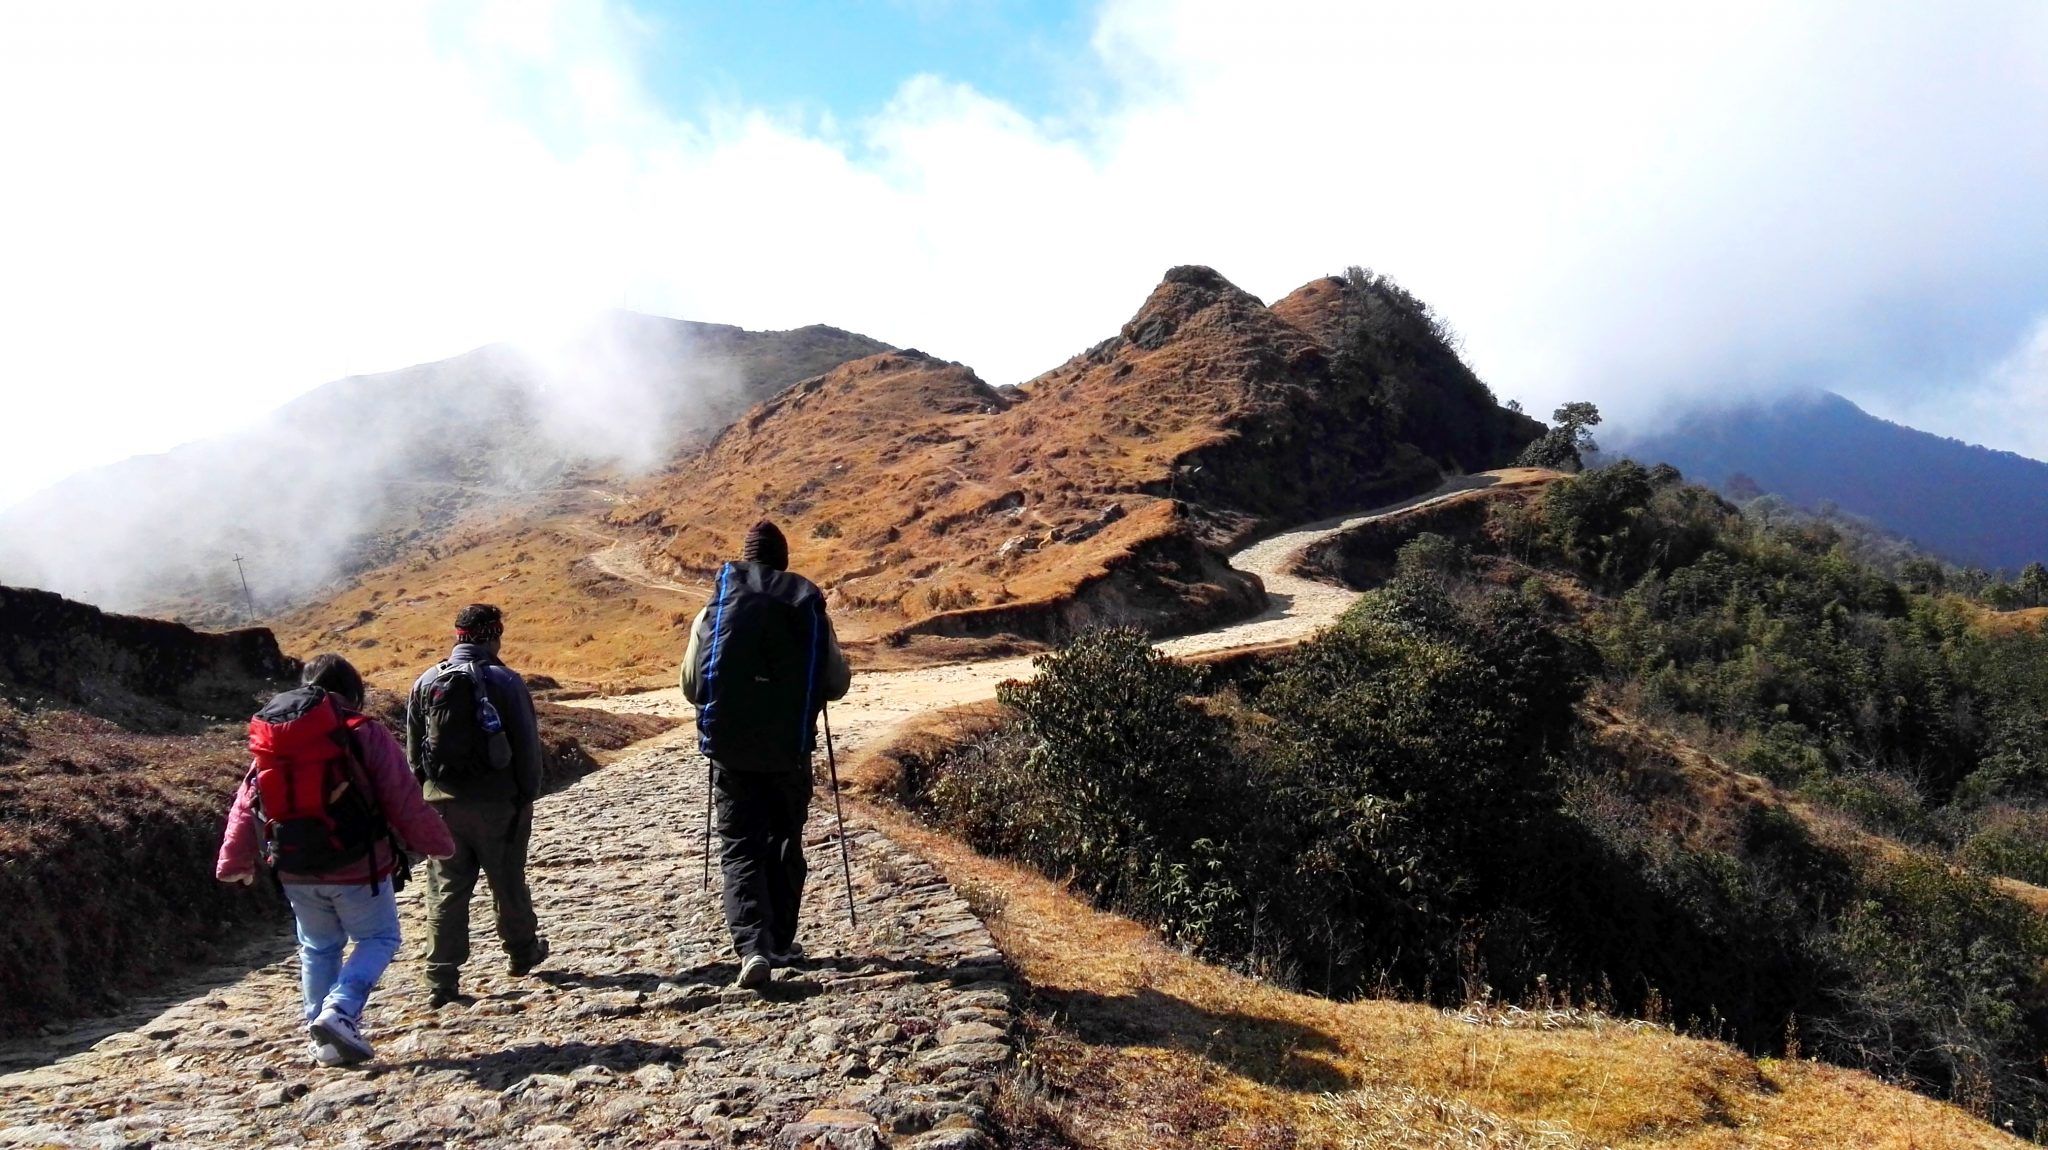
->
[1034, 983, 1352, 1094]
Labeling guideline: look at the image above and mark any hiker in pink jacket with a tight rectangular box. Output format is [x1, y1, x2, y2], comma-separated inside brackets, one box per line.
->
[217, 654, 454, 1067]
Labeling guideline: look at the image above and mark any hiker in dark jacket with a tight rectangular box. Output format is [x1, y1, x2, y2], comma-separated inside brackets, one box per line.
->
[405, 603, 549, 1006]
[681, 520, 851, 989]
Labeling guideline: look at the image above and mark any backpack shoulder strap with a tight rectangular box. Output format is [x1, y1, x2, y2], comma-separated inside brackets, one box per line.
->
[333, 705, 395, 894]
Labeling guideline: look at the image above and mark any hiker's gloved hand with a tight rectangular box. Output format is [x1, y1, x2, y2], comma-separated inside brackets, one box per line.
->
[222, 872, 254, 886]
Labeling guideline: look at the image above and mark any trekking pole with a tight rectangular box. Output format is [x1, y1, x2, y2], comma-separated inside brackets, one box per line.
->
[822, 703, 857, 927]
[702, 761, 713, 892]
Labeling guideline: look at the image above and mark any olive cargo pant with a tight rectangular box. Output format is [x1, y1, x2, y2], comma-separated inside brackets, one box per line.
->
[713, 764, 812, 961]
[422, 799, 543, 990]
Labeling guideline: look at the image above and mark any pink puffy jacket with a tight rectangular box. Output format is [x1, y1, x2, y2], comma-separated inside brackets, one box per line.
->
[216, 714, 455, 885]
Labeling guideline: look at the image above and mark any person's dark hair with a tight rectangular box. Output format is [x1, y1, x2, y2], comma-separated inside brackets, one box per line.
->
[743, 521, 789, 571]
[454, 603, 505, 641]
[301, 653, 365, 706]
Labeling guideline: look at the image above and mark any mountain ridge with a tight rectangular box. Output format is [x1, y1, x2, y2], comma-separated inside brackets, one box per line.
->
[1613, 390, 2048, 572]
[0, 314, 895, 623]
[267, 264, 1538, 685]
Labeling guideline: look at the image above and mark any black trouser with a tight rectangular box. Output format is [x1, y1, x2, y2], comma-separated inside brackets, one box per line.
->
[423, 800, 542, 990]
[712, 763, 812, 960]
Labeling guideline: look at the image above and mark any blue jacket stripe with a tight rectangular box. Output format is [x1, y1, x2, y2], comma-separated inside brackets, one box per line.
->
[699, 562, 734, 752]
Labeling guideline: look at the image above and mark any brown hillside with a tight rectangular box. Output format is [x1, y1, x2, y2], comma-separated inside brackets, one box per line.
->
[280, 265, 1536, 684]
[614, 265, 1521, 645]
[0, 315, 892, 626]
[269, 501, 699, 690]
[1268, 273, 1351, 345]
[1975, 605, 2048, 636]
[610, 347, 1267, 645]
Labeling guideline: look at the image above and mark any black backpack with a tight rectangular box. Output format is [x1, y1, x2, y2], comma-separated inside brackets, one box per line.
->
[417, 662, 512, 786]
[695, 562, 830, 772]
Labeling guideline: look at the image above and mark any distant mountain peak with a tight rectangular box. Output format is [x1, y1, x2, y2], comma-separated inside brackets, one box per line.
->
[1618, 393, 2048, 571]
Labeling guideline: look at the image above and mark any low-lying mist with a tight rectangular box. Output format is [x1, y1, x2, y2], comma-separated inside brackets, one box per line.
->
[0, 313, 888, 623]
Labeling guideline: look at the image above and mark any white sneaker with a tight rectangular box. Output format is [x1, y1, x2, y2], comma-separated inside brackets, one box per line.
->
[771, 942, 807, 967]
[309, 1008, 374, 1065]
[736, 954, 772, 989]
[308, 1040, 345, 1068]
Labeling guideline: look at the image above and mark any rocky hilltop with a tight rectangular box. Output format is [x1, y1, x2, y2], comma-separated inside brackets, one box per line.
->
[613, 265, 1539, 647]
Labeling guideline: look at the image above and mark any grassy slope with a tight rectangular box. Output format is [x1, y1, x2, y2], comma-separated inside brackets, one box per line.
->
[269, 502, 699, 691]
[862, 796, 2022, 1149]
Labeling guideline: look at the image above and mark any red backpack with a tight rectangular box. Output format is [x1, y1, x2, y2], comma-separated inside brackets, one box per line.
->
[247, 686, 389, 887]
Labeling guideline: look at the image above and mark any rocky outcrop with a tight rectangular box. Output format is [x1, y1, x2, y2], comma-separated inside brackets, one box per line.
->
[0, 585, 292, 728]
[891, 503, 1263, 643]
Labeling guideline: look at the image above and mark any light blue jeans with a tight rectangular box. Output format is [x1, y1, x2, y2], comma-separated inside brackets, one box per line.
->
[284, 882, 402, 1024]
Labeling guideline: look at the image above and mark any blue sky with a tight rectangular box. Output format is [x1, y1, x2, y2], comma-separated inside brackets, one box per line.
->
[632, 1, 1100, 128]
[1, 1, 2046, 512]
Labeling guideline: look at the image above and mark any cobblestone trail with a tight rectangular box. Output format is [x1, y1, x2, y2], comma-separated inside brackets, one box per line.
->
[0, 728, 1013, 1149]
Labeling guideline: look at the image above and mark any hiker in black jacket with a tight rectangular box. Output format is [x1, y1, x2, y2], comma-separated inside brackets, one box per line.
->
[681, 521, 851, 989]
[405, 603, 550, 1006]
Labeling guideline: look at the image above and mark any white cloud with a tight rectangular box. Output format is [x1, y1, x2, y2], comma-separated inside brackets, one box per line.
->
[1871, 316, 2048, 463]
[3, 0, 2046, 510]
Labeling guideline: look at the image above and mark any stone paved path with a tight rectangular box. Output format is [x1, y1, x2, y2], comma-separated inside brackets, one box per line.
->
[0, 728, 1012, 1149]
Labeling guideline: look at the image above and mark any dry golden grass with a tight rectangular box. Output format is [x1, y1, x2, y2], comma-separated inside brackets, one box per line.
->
[271, 505, 701, 691]
[864, 801, 2026, 1150]
[612, 348, 1261, 642]
[1971, 605, 2048, 637]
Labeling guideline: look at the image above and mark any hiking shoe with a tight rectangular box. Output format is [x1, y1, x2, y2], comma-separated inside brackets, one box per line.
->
[308, 1008, 373, 1066]
[508, 937, 550, 977]
[307, 1040, 345, 1068]
[736, 954, 772, 989]
[427, 986, 471, 1009]
[771, 942, 807, 968]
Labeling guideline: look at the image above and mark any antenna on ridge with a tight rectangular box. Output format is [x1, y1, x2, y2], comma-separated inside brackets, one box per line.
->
[232, 554, 257, 622]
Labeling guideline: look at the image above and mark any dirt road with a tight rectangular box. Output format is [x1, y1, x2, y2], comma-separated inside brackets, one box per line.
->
[568, 472, 1513, 757]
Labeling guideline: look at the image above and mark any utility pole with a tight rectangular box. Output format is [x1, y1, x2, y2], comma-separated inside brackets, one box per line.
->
[232, 554, 257, 621]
